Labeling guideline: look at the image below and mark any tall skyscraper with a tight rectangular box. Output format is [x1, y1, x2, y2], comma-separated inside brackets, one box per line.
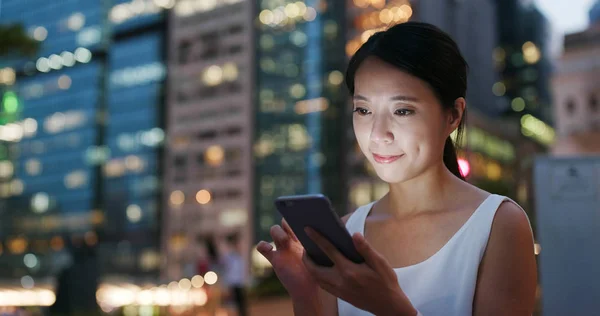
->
[0, 0, 172, 297]
[162, 0, 254, 281]
[495, 0, 554, 124]
[254, 0, 349, 243]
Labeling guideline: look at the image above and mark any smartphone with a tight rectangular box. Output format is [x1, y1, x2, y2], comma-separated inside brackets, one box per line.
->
[274, 194, 364, 267]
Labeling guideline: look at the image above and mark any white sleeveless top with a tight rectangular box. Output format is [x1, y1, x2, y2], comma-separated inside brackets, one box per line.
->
[337, 194, 530, 316]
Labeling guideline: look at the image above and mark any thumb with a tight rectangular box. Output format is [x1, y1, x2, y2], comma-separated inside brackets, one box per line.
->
[352, 233, 393, 276]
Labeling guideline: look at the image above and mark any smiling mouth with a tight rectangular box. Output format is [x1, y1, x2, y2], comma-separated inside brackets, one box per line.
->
[372, 153, 404, 164]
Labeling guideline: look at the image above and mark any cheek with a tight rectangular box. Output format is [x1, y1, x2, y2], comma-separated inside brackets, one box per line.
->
[353, 120, 371, 148]
[401, 122, 444, 156]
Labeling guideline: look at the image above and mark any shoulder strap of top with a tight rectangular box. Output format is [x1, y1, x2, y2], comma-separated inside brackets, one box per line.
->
[345, 202, 375, 235]
[470, 194, 534, 260]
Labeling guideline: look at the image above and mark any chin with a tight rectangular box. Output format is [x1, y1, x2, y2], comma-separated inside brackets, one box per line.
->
[373, 166, 409, 184]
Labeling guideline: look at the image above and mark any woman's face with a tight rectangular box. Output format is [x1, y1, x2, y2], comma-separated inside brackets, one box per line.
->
[352, 57, 458, 184]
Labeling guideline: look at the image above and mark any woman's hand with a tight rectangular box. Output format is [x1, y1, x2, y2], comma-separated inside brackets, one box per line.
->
[303, 228, 418, 316]
[256, 220, 321, 304]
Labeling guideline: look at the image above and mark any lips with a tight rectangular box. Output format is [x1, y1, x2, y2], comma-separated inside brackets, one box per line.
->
[372, 153, 403, 164]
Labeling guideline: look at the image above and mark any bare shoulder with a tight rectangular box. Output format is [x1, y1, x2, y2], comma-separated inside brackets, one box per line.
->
[491, 200, 532, 239]
[473, 199, 537, 315]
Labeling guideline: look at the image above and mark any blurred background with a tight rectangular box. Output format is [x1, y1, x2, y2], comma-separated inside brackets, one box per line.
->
[0, 0, 599, 315]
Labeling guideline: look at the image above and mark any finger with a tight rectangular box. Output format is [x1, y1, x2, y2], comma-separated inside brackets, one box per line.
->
[281, 219, 298, 242]
[302, 252, 344, 299]
[302, 250, 337, 287]
[256, 241, 274, 261]
[305, 227, 347, 266]
[270, 225, 290, 250]
[352, 233, 394, 276]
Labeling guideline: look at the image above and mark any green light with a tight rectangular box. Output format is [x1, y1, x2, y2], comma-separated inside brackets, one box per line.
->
[2, 91, 19, 113]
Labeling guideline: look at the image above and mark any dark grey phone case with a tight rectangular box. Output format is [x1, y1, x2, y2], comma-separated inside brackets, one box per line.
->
[274, 194, 364, 267]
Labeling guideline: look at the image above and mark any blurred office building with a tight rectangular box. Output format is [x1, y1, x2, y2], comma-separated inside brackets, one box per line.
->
[254, 0, 349, 243]
[495, 0, 554, 124]
[552, 3, 600, 155]
[0, 0, 172, 308]
[162, 0, 254, 280]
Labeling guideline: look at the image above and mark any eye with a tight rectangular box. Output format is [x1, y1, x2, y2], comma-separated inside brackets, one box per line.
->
[353, 107, 371, 116]
[394, 108, 414, 116]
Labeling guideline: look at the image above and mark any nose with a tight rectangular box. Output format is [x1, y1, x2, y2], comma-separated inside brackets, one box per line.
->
[370, 114, 394, 145]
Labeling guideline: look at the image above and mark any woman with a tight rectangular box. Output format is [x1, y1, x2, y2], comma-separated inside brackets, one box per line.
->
[257, 22, 537, 316]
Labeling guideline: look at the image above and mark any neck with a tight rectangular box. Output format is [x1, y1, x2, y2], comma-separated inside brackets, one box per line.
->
[383, 162, 464, 217]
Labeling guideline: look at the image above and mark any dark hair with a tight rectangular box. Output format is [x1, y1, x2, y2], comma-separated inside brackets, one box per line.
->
[345, 22, 467, 180]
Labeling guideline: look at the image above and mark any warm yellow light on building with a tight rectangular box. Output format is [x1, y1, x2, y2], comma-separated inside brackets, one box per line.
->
[328, 71, 344, 85]
[205, 145, 225, 166]
[353, 0, 369, 8]
[346, 40, 361, 57]
[400, 4, 413, 20]
[259, 10, 274, 25]
[379, 9, 394, 24]
[284, 3, 300, 18]
[50, 236, 65, 251]
[202, 65, 223, 86]
[522, 41, 541, 64]
[222, 63, 239, 81]
[492, 82, 506, 96]
[0, 67, 16, 85]
[289, 84, 306, 99]
[8, 237, 28, 254]
[170, 190, 185, 206]
[196, 189, 212, 205]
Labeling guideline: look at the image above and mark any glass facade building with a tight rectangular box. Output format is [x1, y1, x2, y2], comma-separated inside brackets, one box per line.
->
[495, 0, 554, 124]
[0, 0, 167, 281]
[254, 0, 348, 242]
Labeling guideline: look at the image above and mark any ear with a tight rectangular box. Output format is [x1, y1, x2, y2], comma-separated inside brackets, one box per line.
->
[447, 97, 466, 133]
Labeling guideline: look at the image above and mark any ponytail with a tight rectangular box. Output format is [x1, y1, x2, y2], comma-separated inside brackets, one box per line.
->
[443, 136, 465, 180]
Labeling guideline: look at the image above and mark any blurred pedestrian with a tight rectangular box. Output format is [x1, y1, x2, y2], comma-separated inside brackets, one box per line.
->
[222, 234, 246, 316]
[49, 235, 100, 316]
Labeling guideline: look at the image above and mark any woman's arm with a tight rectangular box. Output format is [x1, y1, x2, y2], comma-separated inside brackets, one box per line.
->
[292, 287, 337, 316]
[473, 201, 538, 316]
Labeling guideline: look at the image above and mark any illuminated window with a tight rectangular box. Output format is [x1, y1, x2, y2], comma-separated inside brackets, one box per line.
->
[205, 145, 225, 166]
[0, 161, 14, 178]
[25, 159, 42, 176]
[126, 204, 143, 223]
[196, 190, 212, 204]
[170, 190, 185, 206]
[32, 26, 48, 41]
[31, 193, 51, 213]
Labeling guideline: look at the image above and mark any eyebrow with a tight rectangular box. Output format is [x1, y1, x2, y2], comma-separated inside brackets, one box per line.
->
[353, 95, 420, 102]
